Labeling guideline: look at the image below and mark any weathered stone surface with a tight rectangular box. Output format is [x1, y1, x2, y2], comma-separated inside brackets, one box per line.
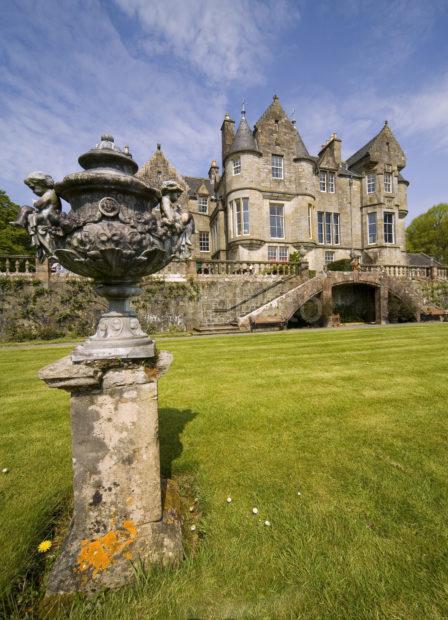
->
[47, 480, 183, 595]
[38, 356, 102, 389]
[42, 357, 182, 594]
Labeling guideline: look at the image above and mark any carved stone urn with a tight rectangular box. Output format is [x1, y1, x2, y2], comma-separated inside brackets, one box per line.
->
[29, 134, 192, 361]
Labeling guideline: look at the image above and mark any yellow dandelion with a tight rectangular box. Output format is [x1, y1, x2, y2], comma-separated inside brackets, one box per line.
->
[38, 540, 52, 553]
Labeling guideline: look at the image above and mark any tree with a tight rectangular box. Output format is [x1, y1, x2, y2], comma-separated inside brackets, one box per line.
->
[406, 203, 448, 265]
[0, 189, 34, 255]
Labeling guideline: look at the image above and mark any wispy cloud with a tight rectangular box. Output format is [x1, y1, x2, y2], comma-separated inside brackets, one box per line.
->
[113, 0, 299, 84]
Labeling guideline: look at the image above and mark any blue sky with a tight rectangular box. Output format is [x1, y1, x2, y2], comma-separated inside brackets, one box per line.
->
[1, 0, 447, 221]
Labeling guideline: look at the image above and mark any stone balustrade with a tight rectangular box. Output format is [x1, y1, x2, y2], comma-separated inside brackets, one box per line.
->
[0, 254, 36, 275]
[1, 255, 447, 282]
[363, 264, 448, 280]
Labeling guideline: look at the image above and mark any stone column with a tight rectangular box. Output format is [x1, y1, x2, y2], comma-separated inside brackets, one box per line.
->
[39, 352, 182, 595]
[321, 276, 333, 327]
[375, 284, 389, 324]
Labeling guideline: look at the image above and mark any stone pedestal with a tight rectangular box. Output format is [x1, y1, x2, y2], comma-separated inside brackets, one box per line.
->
[39, 352, 182, 594]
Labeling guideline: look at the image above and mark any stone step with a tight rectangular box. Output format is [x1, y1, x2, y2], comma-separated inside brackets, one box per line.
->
[193, 323, 240, 335]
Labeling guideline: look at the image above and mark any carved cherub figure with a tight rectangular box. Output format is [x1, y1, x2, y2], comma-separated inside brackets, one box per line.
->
[159, 180, 195, 259]
[13, 172, 62, 260]
[160, 180, 184, 229]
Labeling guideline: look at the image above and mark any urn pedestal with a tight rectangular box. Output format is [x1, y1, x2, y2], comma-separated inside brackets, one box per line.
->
[39, 353, 183, 594]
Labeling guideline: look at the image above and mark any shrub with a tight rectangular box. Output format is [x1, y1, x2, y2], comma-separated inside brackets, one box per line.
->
[327, 258, 352, 271]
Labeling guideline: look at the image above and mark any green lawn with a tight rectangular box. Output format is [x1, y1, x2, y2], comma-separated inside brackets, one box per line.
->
[1, 324, 448, 618]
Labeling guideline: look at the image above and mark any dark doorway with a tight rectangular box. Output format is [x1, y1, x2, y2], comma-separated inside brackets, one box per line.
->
[332, 284, 376, 323]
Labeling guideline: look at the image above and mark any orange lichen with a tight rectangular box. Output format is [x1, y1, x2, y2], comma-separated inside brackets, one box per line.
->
[77, 520, 137, 575]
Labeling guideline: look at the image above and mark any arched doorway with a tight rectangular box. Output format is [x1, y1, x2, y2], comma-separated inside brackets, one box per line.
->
[332, 283, 376, 323]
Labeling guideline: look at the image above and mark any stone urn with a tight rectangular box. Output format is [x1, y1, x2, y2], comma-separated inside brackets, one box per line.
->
[21, 134, 194, 361]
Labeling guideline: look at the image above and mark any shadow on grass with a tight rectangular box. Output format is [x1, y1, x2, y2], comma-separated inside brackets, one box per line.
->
[159, 408, 197, 478]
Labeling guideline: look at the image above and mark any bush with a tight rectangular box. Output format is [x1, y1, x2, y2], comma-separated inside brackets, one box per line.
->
[327, 259, 352, 271]
[388, 294, 417, 323]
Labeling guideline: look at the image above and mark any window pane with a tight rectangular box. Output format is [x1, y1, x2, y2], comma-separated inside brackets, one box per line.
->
[233, 158, 241, 175]
[328, 172, 335, 193]
[268, 245, 277, 261]
[319, 171, 326, 192]
[272, 155, 284, 179]
[199, 232, 210, 252]
[198, 197, 208, 213]
[279, 246, 288, 262]
[384, 212, 394, 244]
[368, 212, 377, 244]
[325, 251, 335, 264]
[317, 211, 324, 243]
[242, 198, 250, 234]
[384, 172, 392, 193]
[308, 205, 313, 238]
[269, 204, 284, 238]
[333, 213, 340, 244]
[367, 174, 376, 193]
[325, 212, 332, 244]
[235, 199, 242, 235]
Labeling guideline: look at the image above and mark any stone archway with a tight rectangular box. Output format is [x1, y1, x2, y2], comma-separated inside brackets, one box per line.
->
[239, 270, 422, 330]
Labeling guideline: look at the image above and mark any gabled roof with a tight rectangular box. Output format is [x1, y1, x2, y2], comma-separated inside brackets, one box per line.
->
[137, 144, 188, 194]
[346, 121, 405, 169]
[226, 115, 260, 159]
[255, 95, 312, 161]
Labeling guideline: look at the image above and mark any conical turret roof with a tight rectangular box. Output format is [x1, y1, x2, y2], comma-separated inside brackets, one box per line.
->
[226, 115, 260, 159]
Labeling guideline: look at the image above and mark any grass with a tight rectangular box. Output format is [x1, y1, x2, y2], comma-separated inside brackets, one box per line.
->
[1, 324, 448, 618]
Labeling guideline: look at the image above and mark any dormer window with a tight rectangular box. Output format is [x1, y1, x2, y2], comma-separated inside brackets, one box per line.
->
[367, 174, 376, 193]
[198, 196, 208, 213]
[384, 172, 393, 193]
[233, 158, 241, 175]
[271, 155, 283, 179]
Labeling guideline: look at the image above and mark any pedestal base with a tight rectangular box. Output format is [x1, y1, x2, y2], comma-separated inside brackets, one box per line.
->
[47, 480, 183, 595]
[39, 352, 181, 595]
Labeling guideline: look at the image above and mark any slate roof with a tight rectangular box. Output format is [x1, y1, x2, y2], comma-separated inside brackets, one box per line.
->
[337, 164, 362, 178]
[226, 116, 259, 159]
[346, 131, 381, 168]
[407, 253, 443, 267]
[294, 130, 312, 160]
[184, 176, 214, 198]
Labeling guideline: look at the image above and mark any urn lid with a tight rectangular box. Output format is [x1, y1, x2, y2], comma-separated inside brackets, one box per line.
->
[78, 134, 139, 176]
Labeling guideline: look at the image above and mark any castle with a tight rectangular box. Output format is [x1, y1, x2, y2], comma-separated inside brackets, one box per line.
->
[137, 95, 410, 272]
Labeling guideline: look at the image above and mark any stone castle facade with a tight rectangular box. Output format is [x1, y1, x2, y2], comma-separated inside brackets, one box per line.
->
[137, 95, 410, 272]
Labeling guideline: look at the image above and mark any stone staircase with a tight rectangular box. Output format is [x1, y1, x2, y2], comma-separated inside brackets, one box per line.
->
[194, 274, 303, 333]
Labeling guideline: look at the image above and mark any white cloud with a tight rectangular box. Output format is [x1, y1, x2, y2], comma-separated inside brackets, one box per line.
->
[112, 0, 299, 84]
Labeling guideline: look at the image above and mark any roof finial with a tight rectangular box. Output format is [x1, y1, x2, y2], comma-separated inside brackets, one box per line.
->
[384, 120, 388, 126]
[273, 94, 279, 101]
[291, 107, 296, 127]
[157, 143, 161, 151]
[241, 99, 246, 119]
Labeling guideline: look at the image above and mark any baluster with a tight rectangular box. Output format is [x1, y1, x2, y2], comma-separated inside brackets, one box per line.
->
[5, 258, 10, 274]
[15, 259, 19, 273]
[25, 259, 29, 273]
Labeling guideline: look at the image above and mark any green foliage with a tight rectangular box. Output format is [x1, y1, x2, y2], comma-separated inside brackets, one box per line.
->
[327, 258, 352, 271]
[2, 325, 448, 617]
[406, 203, 448, 264]
[388, 294, 418, 323]
[0, 190, 33, 255]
